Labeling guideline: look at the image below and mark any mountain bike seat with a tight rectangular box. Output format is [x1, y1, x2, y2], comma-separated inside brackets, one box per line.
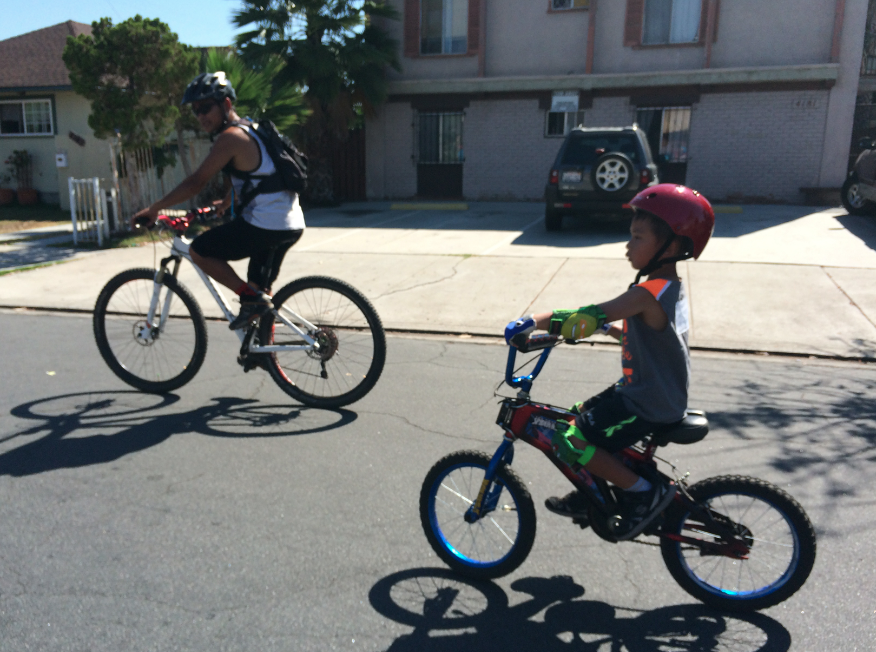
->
[651, 410, 709, 447]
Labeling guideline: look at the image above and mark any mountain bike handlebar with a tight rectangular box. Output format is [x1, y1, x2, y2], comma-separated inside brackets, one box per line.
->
[133, 206, 219, 234]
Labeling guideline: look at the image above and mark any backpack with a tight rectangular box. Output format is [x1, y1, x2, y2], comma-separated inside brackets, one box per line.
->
[230, 119, 308, 213]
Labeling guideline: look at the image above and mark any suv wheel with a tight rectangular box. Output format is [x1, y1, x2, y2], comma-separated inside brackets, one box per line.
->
[841, 175, 874, 216]
[545, 206, 562, 231]
[592, 153, 634, 195]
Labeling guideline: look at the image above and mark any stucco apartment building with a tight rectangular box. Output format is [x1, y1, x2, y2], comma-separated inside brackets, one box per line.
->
[366, 0, 869, 203]
[0, 21, 108, 209]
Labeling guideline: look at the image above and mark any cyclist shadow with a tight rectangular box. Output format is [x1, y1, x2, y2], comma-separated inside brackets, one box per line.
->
[370, 568, 791, 652]
[0, 391, 357, 477]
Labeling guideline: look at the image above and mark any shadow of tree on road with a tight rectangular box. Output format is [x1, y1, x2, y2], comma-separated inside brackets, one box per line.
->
[0, 391, 356, 477]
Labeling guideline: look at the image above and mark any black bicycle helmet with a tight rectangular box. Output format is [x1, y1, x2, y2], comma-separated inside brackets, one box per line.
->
[181, 72, 236, 105]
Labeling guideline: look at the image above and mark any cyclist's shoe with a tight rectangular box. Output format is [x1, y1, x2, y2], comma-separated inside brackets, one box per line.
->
[229, 293, 272, 331]
[545, 490, 589, 519]
[609, 481, 677, 541]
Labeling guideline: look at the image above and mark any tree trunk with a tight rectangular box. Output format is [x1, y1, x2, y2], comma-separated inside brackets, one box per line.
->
[302, 103, 337, 206]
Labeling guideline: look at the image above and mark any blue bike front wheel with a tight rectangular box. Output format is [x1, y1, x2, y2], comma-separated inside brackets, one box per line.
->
[420, 450, 536, 580]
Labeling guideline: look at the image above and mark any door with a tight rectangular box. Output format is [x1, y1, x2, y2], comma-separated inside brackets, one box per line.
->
[416, 112, 464, 198]
[636, 106, 691, 185]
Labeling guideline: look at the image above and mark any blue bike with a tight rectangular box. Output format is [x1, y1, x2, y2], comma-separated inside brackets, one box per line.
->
[419, 334, 816, 611]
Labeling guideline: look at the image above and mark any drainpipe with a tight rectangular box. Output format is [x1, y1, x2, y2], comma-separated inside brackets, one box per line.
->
[586, 0, 598, 74]
[703, 0, 718, 68]
[478, 0, 487, 77]
[831, 0, 847, 63]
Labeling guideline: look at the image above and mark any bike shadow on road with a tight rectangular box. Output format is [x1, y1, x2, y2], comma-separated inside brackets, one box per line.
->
[0, 391, 357, 477]
[369, 568, 791, 652]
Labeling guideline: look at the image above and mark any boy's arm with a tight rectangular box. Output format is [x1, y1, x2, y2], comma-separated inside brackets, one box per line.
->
[530, 286, 668, 341]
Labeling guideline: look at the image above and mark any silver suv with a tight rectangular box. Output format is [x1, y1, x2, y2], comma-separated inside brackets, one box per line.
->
[544, 126, 659, 231]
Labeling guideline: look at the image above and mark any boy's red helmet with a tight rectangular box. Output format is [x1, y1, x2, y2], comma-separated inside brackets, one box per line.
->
[629, 184, 715, 259]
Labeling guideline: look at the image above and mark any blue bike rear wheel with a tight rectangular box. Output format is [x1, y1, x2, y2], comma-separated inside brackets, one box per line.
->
[660, 475, 816, 611]
[420, 450, 536, 580]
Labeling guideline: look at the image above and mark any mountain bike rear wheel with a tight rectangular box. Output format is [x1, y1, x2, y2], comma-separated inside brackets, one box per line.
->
[93, 268, 208, 393]
[259, 276, 386, 409]
[421, 450, 536, 581]
[660, 475, 816, 611]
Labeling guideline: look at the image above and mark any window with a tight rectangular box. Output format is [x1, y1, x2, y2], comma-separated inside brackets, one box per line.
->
[421, 0, 468, 55]
[545, 110, 585, 137]
[417, 112, 464, 163]
[643, 0, 701, 45]
[551, 0, 590, 10]
[636, 106, 691, 162]
[0, 99, 53, 136]
[561, 134, 641, 166]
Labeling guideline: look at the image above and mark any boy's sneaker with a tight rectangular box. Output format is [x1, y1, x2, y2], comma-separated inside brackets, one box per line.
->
[229, 293, 273, 331]
[609, 481, 677, 541]
[544, 490, 589, 519]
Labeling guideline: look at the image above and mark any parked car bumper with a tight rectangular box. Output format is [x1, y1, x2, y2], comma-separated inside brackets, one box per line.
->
[545, 185, 638, 213]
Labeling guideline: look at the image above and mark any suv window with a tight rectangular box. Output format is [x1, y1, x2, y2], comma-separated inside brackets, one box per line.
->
[560, 134, 641, 166]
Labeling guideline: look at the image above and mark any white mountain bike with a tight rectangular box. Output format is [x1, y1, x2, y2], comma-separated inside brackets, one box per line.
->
[93, 208, 386, 409]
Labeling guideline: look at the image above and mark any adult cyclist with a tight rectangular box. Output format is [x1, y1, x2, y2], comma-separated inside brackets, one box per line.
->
[132, 72, 306, 331]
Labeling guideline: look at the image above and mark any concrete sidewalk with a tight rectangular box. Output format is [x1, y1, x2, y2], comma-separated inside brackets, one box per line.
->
[1, 201, 875, 359]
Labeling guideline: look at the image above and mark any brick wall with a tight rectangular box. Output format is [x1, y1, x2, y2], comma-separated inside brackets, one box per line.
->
[368, 91, 830, 202]
[686, 91, 830, 202]
[463, 99, 561, 200]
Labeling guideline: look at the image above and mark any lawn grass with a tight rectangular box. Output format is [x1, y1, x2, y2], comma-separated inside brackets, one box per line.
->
[0, 203, 69, 234]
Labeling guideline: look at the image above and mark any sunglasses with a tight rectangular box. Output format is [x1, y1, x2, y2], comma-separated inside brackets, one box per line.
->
[191, 102, 216, 117]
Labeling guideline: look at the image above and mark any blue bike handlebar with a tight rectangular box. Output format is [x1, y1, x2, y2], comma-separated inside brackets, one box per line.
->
[505, 334, 562, 392]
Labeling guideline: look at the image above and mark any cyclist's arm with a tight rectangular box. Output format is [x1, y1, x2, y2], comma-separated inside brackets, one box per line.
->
[132, 131, 241, 226]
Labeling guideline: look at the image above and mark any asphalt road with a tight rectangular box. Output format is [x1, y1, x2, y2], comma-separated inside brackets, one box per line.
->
[0, 311, 873, 651]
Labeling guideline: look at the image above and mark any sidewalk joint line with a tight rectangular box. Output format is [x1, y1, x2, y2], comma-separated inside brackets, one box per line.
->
[822, 266, 876, 330]
[522, 258, 569, 316]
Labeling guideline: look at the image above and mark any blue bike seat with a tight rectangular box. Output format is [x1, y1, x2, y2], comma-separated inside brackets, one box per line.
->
[652, 410, 709, 446]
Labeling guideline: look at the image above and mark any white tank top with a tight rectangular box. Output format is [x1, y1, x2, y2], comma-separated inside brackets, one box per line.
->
[230, 123, 306, 231]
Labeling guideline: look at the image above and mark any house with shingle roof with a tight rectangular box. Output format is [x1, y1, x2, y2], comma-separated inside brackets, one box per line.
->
[0, 21, 110, 209]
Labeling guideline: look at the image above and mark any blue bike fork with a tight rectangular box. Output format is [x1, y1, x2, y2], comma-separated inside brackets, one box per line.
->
[465, 438, 515, 523]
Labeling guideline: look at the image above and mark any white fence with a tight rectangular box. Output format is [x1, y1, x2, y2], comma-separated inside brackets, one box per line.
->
[68, 178, 118, 246]
[110, 134, 214, 226]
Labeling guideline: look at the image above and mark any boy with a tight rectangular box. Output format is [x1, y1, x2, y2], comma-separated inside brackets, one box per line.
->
[505, 184, 715, 540]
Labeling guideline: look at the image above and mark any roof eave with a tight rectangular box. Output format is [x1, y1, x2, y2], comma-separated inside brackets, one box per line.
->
[387, 63, 841, 96]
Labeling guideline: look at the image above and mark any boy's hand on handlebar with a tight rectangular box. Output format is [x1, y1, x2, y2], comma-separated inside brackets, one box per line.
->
[504, 315, 536, 347]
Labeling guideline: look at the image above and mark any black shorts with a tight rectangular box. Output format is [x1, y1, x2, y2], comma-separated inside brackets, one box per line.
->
[190, 217, 303, 290]
[573, 385, 660, 454]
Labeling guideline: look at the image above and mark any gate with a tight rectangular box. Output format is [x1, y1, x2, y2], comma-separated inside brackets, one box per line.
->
[68, 177, 118, 246]
[332, 128, 366, 201]
[415, 112, 464, 198]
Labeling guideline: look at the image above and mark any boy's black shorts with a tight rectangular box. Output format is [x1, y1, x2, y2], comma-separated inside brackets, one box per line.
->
[190, 217, 303, 290]
[573, 385, 661, 453]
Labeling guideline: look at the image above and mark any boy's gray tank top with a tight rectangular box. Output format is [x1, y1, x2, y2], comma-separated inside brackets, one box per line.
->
[616, 278, 690, 423]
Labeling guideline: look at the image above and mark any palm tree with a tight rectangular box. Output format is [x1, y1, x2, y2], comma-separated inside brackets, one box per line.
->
[233, 0, 400, 204]
[204, 48, 310, 136]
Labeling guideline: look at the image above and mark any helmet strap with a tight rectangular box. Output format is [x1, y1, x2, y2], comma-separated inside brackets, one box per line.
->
[630, 237, 690, 288]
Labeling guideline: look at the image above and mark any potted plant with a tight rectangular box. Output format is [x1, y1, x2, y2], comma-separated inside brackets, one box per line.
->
[0, 171, 14, 206]
[5, 150, 37, 205]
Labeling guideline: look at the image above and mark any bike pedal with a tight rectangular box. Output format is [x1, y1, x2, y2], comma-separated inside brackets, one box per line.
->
[572, 516, 590, 530]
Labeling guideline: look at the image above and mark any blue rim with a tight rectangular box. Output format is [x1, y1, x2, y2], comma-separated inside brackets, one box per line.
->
[428, 463, 521, 569]
[676, 492, 801, 600]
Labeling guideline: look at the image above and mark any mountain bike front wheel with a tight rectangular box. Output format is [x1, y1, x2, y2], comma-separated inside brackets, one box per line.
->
[259, 276, 386, 409]
[93, 268, 208, 393]
[660, 475, 816, 612]
[420, 450, 537, 581]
